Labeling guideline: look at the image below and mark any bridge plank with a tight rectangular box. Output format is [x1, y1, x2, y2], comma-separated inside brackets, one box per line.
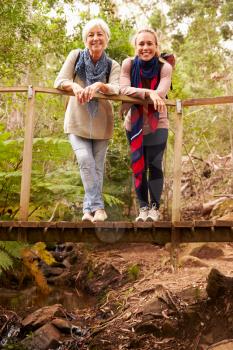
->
[215, 220, 233, 227]
[173, 221, 194, 227]
[114, 222, 133, 229]
[194, 220, 214, 227]
[153, 221, 172, 228]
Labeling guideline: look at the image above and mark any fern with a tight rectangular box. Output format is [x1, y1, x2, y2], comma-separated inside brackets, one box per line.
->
[0, 250, 14, 273]
[0, 241, 54, 295]
[0, 241, 25, 258]
[0, 241, 25, 273]
[103, 193, 124, 207]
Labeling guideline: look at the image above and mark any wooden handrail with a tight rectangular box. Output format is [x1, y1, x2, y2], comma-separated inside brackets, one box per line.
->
[182, 95, 233, 106]
[1, 86, 233, 106]
[0, 86, 28, 93]
[0, 86, 176, 106]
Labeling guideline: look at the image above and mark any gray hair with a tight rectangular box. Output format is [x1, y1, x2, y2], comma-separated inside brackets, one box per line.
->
[82, 18, 110, 46]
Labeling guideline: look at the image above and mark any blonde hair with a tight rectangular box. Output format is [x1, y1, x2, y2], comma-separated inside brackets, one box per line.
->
[133, 28, 160, 56]
[82, 18, 110, 48]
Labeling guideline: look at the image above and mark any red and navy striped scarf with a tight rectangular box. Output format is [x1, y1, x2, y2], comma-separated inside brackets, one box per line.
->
[129, 56, 161, 189]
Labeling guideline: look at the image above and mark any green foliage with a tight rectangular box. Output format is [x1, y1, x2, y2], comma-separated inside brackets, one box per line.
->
[103, 193, 124, 207]
[0, 0, 70, 83]
[0, 241, 25, 274]
[2, 342, 27, 350]
[87, 270, 94, 280]
[0, 250, 14, 273]
[127, 264, 140, 281]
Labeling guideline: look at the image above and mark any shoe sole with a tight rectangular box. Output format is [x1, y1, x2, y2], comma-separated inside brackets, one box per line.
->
[92, 216, 108, 222]
[146, 216, 159, 222]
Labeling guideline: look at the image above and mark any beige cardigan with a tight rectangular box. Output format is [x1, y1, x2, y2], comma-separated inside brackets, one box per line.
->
[54, 49, 120, 139]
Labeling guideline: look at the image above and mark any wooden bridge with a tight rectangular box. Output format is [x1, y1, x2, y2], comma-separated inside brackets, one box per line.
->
[0, 86, 233, 258]
[0, 220, 233, 245]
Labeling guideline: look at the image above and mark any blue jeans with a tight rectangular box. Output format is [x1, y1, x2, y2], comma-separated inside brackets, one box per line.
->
[69, 134, 109, 213]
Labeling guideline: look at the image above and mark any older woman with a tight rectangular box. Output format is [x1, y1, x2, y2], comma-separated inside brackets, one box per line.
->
[54, 19, 120, 222]
[120, 28, 172, 222]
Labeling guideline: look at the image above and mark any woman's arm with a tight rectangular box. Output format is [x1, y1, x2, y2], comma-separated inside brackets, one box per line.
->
[54, 50, 82, 90]
[104, 60, 120, 95]
[146, 62, 172, 112]
[54, 49, 84, 102]
[155, 62, 172, 99]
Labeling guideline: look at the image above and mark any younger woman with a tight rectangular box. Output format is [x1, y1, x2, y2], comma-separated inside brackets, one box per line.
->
[120, 28, 172, 221]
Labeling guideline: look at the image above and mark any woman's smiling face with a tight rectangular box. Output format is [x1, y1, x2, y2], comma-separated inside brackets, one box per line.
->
[135, 32, 158, 61]
[86, 25, 107, 55]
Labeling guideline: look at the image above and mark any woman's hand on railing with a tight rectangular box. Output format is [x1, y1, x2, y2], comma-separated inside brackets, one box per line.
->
[79, 82, 108, 103]
[71, 82, 85, 104]
[146, 91, 166, 113]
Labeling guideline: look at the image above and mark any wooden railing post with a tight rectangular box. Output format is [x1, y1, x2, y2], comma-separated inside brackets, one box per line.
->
[171, 99, 183, 270]
[19, 86, 36, 221]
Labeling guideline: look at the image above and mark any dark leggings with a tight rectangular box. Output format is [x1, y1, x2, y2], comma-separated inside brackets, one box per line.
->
[134, 128, 168, 209]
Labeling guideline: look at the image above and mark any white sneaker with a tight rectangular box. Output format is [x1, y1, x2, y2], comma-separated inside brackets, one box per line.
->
[82, 212, 93, 222]
[135, 207, 149, 222]
[93, 209, 107, 222]
[146, 206, 160, 222]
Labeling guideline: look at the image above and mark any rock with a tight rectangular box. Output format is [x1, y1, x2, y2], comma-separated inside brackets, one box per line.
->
[162, 319, 179, 337]
[22, 304, 64, 330]
[178, 285, 207, 303]
[42, 266, 65, 278]
[21, 323, 61, 350]
[51, 318, 71, 333]
[62, 258, 71, 268]
[142, 298, 167, 315]
[183, 307, 201, 326]
[122, 311, 132, 321]
[190, 244, 224, 260]
[128, 335, 146, 349]
[68, 251, 78, 265]
[71, 325, 83, 336]
[46, 271, 71, 285]
[180, 255, 209, 268]
[78, 263, 122, 295]
[135, 321, 161, 336]
[206, 268, 233, 299]
[139, 284, 174, 316]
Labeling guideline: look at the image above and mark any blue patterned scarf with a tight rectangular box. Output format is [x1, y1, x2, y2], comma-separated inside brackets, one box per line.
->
[74, 48, 112, 117]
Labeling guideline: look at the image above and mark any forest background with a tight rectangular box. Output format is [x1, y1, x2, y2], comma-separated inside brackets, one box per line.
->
[0, 0, 232, 223]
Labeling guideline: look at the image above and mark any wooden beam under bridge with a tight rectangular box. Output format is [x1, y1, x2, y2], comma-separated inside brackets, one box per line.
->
[0, 220, 232, 244]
